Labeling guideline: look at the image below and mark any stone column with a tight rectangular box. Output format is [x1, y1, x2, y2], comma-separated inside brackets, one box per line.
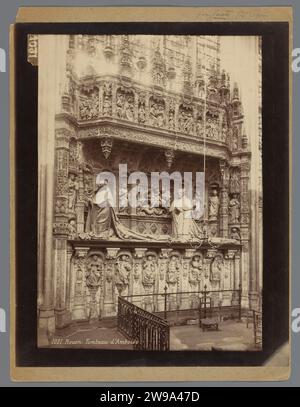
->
[76, 163, 85, 234]
[219, 160, 230, 238]
[53, 129, 71, 328]
[225, 249, 238, 306]
[72, 247, 89, 320]
[158, 249, 171, 312]
[38, 35, 69, 337]
[240, 157, 251, 308]
[65, 243, 73, 313]
[106, 248, 120, 316]
[182, 249, 196, 309]
[133, 248, 147, 308]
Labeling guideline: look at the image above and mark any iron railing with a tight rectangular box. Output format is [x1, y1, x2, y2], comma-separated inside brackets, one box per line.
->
[118, 297, 170, 351]
[123, 284, 242, 323]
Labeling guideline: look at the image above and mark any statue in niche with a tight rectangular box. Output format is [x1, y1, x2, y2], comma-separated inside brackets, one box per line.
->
[124, 95, 134, 121]
[231, 227, 241, 241]
[86, 255, 103, 289]
[167, 255, 180, 285]
[168, 110, 175, 129]
[142, 255, 157, 288]
[208, 188, 220, 221]
[68, 218, 77, 239]
[229, 194, 240, 223]
[210, 255, 223, 282]
[230, 171, 240, 194]
[189, 255, 202, 287]
[178, 108, 194, 133]
[206, 118, 218, 140]
[170, 187, 203, 241]
[221, 125, 227, 142]
[116, 92, 125, 118]
[68, 173, 79, 212]
[115, 254, 132, 295]
[149, 99, 165, 127]
[102, 83, 112, 116]
[196, 116, 203, 137]
[116, 89, 135, 121]
[79, 92, 99, 120]
[103, 95, 111, 116]
[185, 112, 194, 133]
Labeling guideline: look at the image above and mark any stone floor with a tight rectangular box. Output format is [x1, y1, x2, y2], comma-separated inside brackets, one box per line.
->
[170, 320, 256, 351]
[47, 319, 256, 351]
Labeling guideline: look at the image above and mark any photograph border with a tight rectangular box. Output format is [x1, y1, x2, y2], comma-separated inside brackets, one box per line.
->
[10, 6, 292, 382]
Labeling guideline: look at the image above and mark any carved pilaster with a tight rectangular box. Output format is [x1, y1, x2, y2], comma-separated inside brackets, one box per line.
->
[86, 253, 104, 321]
[219, 161, 230, 237]
[157, 249, 171, 311]
[239, 157, 251, 307]
[71, 247, 89, 320]
[54, 238, 71, 328]
[54, 130, 70, 237]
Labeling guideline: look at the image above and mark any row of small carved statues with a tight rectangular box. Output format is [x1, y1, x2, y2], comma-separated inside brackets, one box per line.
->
[77, 86, 230, 141]
[74, 250, 234, 295]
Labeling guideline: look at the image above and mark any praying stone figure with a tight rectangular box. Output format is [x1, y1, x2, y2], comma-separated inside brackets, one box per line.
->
[208, 188, 220, 221]
[170, 187, 203, 241]
[85, 179, 115, 237]
[229, 194, 240, 223]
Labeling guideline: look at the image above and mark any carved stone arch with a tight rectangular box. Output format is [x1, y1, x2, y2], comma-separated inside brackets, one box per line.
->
[87, 250, 105, 262]
[144, 250, 159, 260]
[169, 250, 182, 259]
[191, 251, 203, 262]
[116, 250, 132, 260]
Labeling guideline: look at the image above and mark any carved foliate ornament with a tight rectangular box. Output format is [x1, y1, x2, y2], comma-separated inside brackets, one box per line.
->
[100, 137, 113, 159]
[164, 149, 175, 169]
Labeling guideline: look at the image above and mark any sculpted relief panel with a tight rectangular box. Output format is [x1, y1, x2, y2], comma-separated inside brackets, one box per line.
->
[67, 246, 239, 320]
[67, 77, 236, 145]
